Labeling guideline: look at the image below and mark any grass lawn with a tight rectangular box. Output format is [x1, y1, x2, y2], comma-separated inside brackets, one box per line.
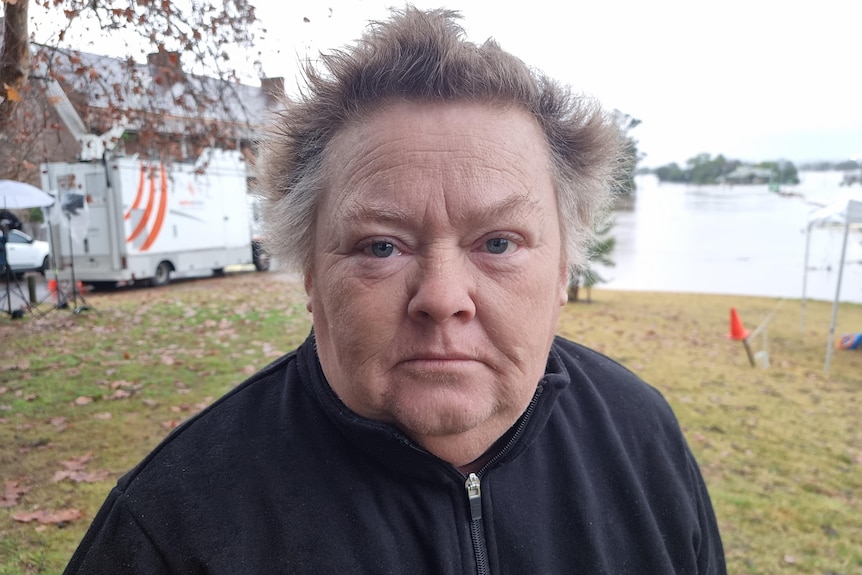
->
[2, 271, 861, 574]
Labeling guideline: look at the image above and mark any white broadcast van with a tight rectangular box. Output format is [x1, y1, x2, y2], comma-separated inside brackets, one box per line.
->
[41, 149, 269, 288]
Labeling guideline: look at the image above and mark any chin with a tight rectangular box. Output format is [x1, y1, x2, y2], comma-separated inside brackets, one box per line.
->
[388, 393, 493, 439]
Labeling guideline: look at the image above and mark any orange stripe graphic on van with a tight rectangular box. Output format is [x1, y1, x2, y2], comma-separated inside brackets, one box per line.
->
[139, 165, 168, 251]
[126, 165, 157, 242]
[124, 165, 146, 220]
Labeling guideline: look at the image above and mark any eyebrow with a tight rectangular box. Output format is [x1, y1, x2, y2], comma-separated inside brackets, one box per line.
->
[337, 193, 545, 229]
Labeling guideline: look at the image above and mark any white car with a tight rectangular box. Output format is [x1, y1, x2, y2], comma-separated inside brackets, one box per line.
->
[1, 229, 51, 278]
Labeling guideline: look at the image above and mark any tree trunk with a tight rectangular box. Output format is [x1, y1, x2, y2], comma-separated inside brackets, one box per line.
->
[0, 0, 31, 128]
[567, 276, 580, 303]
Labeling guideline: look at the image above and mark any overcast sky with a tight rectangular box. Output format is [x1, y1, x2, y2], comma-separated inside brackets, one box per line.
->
[250, 0, 861, 168]
[29, 0, 861, 168]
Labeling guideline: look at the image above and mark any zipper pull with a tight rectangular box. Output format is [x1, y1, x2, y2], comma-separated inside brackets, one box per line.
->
[465, 472, 482, 521]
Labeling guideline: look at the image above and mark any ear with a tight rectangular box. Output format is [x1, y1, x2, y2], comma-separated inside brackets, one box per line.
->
[304, 272, 313, 313]
[557, 260, 570, 307]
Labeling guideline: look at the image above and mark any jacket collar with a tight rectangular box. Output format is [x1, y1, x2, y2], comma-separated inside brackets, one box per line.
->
[296, 332, 569, 481]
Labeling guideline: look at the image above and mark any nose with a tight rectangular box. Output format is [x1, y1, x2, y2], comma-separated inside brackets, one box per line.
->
[407, 255, 476, 323]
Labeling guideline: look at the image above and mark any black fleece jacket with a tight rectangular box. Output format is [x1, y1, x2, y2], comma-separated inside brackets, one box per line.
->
[64, 334, 726, 574]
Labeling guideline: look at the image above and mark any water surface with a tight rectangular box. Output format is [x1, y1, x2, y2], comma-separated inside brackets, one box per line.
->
[596, 172, 862, 304]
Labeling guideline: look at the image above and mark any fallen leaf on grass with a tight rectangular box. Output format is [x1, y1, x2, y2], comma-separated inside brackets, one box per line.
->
[0, 481, 30, 508]
[73, 396, 94, 406]
[19, 439, 52, 453]
[60, 452, 93, 470]
[783, 555, 796, 564]
[13, 508, 84, 525]
[52, 469, 110, 483]
[51, 451, 110, 483]
[108, 380, 136, 390]
[105, 389, 132, 400]
[92, 412, 112, 420]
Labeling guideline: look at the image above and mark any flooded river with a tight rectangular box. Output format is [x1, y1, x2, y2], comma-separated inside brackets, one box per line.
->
[597, 171, 862, 304]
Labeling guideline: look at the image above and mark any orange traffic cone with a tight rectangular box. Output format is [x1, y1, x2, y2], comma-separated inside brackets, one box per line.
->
[727, 307, 750, 341]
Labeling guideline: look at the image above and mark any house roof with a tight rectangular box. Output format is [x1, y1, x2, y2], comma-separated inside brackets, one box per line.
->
[35, 45, 280, 138]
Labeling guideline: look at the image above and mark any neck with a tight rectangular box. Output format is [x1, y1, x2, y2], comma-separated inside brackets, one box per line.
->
[410, 413, 522, 473]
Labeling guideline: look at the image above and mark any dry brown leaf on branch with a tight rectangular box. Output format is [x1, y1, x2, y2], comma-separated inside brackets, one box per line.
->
[3, 84, 22, 102]
[13, 508, 84, 525]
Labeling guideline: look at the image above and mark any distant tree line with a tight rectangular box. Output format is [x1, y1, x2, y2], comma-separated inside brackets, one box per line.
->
[652, 154, 799, 185]
[798, 160, 859, 171]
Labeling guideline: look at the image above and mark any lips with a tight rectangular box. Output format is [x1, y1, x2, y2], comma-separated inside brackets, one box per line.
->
[395, 351, 488, 378]
[406, 353, 477, 362]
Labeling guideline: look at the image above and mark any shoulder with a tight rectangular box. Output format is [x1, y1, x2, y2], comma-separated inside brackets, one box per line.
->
[551, 336, 671, 412]
[116, 348, 303, 493]
[549, 336, 686, 450]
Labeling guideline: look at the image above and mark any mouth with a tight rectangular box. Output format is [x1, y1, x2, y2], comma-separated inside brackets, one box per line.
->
[397, 351, 486, 375]
[402, 350, 480, 362]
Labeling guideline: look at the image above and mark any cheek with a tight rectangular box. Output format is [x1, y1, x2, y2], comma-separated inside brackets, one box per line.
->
[310, 270, 403, 358]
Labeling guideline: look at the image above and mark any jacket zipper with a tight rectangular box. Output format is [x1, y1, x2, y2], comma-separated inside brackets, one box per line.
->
[462, 386, 544, 575]
[465, 473, 488, 575]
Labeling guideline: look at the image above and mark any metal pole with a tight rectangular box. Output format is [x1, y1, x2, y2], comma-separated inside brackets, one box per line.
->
[801, 222, 812, 333]
[824, 216, 851, 372]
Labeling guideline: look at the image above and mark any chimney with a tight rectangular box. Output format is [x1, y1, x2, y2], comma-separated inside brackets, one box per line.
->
[147, 50, 184, 83]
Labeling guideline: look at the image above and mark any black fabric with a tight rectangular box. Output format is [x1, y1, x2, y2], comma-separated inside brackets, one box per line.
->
[64, 334, 726, 574]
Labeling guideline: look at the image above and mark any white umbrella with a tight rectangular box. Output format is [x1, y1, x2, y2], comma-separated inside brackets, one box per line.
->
[0, 180, 56, 209]
[0, 180, 55, 319]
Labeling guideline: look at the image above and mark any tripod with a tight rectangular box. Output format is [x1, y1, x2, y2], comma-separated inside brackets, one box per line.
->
[0, 223, 28, 319]
[61, 211, 95, 315]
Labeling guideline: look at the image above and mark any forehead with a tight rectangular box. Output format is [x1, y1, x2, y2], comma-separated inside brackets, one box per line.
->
[321, 101, 556, 216]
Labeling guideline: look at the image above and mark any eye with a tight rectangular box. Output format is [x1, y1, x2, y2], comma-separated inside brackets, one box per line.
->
[367, 241, 398, 258]
[484, 237, 514, 255]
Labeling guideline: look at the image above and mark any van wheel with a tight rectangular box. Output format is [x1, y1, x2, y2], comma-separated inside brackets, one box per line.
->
[151, 261, 172, 287]
[41, 255, 51, 276]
